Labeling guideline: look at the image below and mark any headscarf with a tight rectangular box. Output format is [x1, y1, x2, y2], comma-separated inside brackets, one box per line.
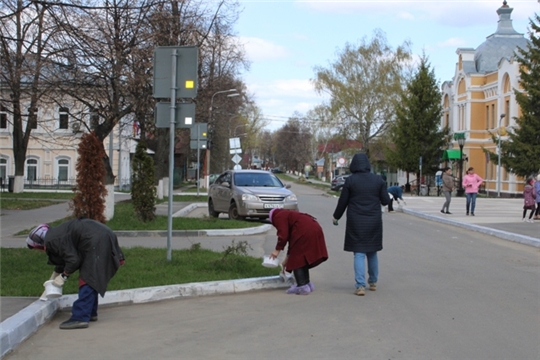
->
[26, 223, 49, 250]
[269, 208, 278, 223]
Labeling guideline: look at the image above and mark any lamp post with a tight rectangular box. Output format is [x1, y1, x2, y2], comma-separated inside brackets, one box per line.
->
[204, 89, 238, 187]
[497, 113, 506, 197]
[454, 132, 466, 197]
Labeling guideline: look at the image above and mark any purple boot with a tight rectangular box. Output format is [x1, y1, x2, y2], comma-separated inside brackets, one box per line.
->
[308, 282, 314, 292]
[295, 284, 311, 295]
[286, 285, 297, 294]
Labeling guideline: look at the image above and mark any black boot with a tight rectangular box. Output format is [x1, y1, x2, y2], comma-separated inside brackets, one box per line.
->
[293, 266, 310, 287]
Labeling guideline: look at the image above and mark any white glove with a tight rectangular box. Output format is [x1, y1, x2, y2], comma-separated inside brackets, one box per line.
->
[52, 274, 68, 288]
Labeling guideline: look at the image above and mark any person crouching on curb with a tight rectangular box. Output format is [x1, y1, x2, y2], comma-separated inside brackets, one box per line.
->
[268, 208, 328, 295]
[387, 185, 406, 212]
[26, 218, 125, 330]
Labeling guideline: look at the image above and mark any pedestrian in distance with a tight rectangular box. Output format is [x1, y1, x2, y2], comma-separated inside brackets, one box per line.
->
[332, 153, 391, 296]
[268, 209, 328, 295]
[522, 178, 536, 223]
[387, 185, 406, 212]
[440, 167, 454, 215]
[26, 218, 125, 329]
[462, 167, 483, 216]
[534, 174, 540, 220]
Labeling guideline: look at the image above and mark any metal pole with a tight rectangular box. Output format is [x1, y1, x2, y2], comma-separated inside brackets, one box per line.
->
[167, 49, 178, 261]
[118, 123, 122, 190]
[497, 114, 505, 198]
[497, 135, 501, 197]
[197, 123, 200, 196]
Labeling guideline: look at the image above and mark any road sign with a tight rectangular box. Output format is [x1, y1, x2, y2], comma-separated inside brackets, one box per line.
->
[190, 140, 207, 150]
[155, 102, 196, 128]
[190, 123, 208, 140]
[153, 46, 198, 99]
[232, 154, 242, 163]
[337, 157, 346, 167]
[229, 137, 241, 149]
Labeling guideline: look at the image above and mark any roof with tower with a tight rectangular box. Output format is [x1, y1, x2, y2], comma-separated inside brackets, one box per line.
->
[472, 1, 529, 74]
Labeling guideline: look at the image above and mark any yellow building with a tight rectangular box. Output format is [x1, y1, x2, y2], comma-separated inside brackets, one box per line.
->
[441, 1, 529, 197]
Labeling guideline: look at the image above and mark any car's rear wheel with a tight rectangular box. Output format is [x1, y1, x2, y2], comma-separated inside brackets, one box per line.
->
[208, 199, 219, 218]
[228, 202, 245, 220]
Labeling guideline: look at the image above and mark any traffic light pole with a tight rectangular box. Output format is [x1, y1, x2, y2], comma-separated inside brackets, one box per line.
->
[166, 49, 178, 261]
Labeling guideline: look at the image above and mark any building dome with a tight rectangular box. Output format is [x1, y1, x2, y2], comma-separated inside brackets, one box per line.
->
[474, 1, 529, 73]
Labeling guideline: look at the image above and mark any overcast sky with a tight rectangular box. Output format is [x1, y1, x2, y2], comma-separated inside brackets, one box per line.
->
[234, 0, 539, 130]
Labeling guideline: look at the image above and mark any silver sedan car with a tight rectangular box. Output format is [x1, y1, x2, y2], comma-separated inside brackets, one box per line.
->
[207, 170, 299, 220]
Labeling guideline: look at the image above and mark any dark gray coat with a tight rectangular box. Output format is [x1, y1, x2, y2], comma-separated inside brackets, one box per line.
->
[332, 153, 391, 253]
[44, 218, 124, 297]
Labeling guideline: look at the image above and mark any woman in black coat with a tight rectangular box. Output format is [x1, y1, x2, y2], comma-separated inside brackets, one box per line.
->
[27, 218, 125, 329]
[332, 153, 390, 296]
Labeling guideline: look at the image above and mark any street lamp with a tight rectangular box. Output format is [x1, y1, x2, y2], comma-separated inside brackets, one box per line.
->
[454, 132, 466, 197]
[497, 113, 506, 197]
[204, 89, 239, 187]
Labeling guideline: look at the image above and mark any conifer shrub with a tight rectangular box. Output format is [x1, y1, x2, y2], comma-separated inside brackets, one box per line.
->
[70, 131, 107, 223]
[131, 140, 156, 222]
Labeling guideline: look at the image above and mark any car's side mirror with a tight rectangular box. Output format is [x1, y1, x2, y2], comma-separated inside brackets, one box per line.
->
[222, 181, 230, 188]
[285, 184, 291, 189]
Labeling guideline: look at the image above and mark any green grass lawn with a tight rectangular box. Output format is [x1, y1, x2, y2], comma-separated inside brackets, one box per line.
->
[0, 245, 279, 297]
[13, 199, 261, 236]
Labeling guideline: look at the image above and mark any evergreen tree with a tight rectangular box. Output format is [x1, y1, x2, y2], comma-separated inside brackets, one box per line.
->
[70, 132, 107, 223]
[131, 140, 156, 222]
[498, 14, 540, 178]
[386, 55, 449, 187]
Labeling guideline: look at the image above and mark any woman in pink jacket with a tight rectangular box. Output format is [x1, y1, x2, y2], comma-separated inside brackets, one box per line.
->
[462, 167, 483, 216]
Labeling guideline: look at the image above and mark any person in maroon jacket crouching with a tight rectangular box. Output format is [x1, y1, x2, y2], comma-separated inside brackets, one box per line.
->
[268, 208, 328, 295]
[26, 218, 125, 329]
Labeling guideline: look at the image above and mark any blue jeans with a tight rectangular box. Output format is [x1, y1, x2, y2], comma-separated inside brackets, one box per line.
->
[354, 252, 378, 288]
[70, 284, 98, 322]
[466, 193, 477, 214]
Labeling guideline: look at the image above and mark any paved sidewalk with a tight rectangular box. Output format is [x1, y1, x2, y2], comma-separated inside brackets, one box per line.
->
[0, 187, 538, 358]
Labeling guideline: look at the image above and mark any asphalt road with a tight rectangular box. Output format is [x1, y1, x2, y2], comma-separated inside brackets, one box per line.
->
[4, 183, 540, 360]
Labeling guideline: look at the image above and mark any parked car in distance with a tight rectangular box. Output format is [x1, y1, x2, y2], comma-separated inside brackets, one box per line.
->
[208, 170, 298, 220]
[271, 168, 283, 174]
[331, 175, 350, 191]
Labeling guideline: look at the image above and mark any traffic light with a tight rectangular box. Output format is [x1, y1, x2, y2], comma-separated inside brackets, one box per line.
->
[190, 123, 207, 140]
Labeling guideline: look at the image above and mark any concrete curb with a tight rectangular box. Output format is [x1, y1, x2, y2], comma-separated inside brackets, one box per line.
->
[0, 276, 289, 358]
[113, 224, 273, 238]
[113, 203, 273, 237]
[401, 208, 540, 248]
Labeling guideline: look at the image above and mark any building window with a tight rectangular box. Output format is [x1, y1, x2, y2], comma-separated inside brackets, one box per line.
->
[0, 106, 7, 129]
[59, 107, 69, 129]
[57, 158, 69, 181]
[26, 158, 38, 181]
[491, 104, 495, 129]
[27, 107, 38, 129]
[0, 158, 7, 183]
[90, 108, 99, 129]
[505, 100, 510, 126]
[485, 106, 489, 129]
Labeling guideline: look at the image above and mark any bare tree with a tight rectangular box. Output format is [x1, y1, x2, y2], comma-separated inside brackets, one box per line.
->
[147, 0, 249, 181]
[0, 0, 64, 192]
[48, 1, 156, 183]
[274, 114, 312, 172]
[312, 29, 412, 155]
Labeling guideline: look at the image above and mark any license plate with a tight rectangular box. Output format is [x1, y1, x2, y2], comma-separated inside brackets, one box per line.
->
[264, 204, 284, 209]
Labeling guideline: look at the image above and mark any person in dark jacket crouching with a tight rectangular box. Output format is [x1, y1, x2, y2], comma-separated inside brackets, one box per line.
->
[26, 218, 125, 329]
[268, 209, 328, 295]
[332, 153, 391, 296]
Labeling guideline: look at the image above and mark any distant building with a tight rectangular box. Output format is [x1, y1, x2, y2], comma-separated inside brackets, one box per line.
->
[441, 1, 529, 197]
[0, 90, 135, 191]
